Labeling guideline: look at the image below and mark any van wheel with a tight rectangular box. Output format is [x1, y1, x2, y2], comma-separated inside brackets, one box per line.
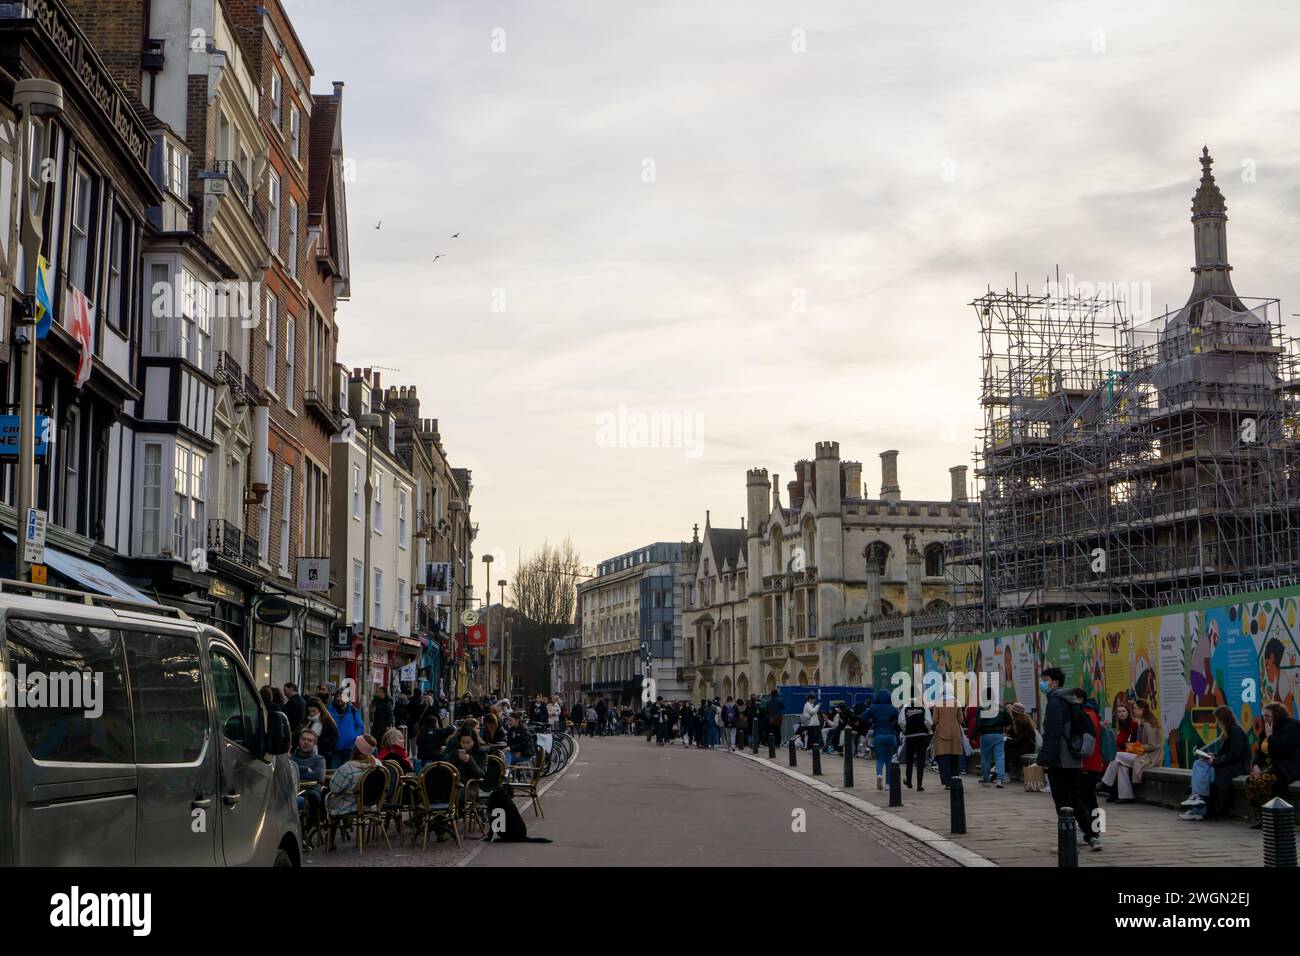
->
[274, 847, 295, 868]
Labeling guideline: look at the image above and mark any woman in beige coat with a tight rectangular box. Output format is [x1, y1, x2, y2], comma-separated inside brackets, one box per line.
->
[931, 688, 966, 786]
[1098, 698, 1162, 803]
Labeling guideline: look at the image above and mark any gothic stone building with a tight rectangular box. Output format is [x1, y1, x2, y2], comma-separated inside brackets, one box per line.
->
[682, 441, 978, 699]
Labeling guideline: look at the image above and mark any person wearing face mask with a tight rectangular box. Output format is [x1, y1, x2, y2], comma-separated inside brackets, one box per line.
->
[1036, 667, 1094, 845]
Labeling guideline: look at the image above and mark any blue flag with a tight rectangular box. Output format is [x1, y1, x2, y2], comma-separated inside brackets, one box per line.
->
[33, 254, 52, 340]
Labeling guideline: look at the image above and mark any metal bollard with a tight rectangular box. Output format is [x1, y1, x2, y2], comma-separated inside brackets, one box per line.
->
[789, 738, 798, 767]
[768, 737, 776, 760]
[949, 775, 966, 834]
[751, 729, 759, 754]
[1057, 805, 1078, 868]
[889, 761, 903, 807]
[843, 732, 854, 788]
[811, 742, 822, 776]
[1262, 797, 1297, 867]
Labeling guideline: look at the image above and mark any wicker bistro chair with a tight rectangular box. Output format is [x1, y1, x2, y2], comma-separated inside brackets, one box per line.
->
[324, 765, 391, 854]
[380, 760, 409, 838]
[506, 747, 545, 818]
[464, 752, 508, 835]
[410, 761, 462, 850]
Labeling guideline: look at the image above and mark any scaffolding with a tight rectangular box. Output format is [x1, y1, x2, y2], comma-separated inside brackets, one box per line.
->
[949, 278, 1300, 633]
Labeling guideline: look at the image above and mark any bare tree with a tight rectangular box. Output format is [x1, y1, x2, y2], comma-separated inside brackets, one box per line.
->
[508, 538, 582, 695]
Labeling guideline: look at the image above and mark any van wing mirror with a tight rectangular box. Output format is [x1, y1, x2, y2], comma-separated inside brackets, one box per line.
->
[266, 709, 292, 756]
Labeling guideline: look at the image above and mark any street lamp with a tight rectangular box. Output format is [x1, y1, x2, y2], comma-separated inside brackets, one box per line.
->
[496, 576, 507, 699]
[481, 553, 493, 694]
[357, 411, 383, 720]
[12, 78, 62, 582]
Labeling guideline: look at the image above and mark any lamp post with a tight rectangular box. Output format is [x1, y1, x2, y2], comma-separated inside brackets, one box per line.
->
[11, 79, 62, 581]
[497, 577, 507, 696]
[357, 412, 383, 721]
[481, 553, 493, 694]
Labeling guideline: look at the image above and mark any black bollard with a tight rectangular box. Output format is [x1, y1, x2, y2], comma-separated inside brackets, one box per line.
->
[889, 761, 903, 807]
[811, 742, 823, 776]
[949, 775, 966, 834]
[768, 736, 776, 760]
[751, 729, 759, 754]
[843, 732, 854, 788]
[789, 738, 798, 767]
[1057, 805, 1078, 868]
[1262, 797, 1297, 867]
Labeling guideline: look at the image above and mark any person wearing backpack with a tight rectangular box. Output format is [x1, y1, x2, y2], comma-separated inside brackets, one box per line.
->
[1071, 689, 1105, 851]
[1036, 667, 1094, 844]
[722, 697, 738, 750]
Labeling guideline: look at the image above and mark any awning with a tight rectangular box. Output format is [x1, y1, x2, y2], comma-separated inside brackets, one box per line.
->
[5, 534, 156, 604]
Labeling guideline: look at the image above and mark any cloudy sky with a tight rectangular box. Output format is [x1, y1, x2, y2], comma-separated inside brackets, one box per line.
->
[284, 0, 1300, 586]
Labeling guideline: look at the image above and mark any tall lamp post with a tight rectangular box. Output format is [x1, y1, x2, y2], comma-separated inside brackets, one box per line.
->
[11, 79, 62, 581]
[357, 412, 383, 721]
[481, 553, 493, 694]
[497, 577, 507, 697]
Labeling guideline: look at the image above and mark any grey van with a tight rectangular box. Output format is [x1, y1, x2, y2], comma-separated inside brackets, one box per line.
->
[0, 583, 300, 866]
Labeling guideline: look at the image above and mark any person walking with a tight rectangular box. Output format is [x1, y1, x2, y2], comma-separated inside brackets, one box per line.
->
[765, 690, 785, 749]
[900, 697, 932, 790]
[866, 689, 900, 790]
[931, 687, 965, 787]
[722, 697, 738, 750]
[585, 703, 599, 738]
[328, 692, 366, 770]
[1072, 689, 1104, 850]
[976, 698, 1013, 787]
[1036, 667, 1097, 849]
[735, 699, 750, 750]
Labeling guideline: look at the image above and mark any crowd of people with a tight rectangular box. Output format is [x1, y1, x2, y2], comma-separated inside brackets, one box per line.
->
[620, 679, 1300, 848]
[256, 683, 563, 847]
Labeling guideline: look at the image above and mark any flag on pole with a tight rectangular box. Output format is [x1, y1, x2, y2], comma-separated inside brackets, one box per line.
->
[68, 287, 93, 388]
[33, 254, 52, 339]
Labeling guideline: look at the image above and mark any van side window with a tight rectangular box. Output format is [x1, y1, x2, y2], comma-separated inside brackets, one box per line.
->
[3, 618, 131, 763]
[124, 631, 207, 763]
[210, 650, 260, 750]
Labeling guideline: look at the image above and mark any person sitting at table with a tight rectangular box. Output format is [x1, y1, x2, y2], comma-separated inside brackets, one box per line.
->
[506, 711, 536, 766]
[415, 714, 447, 770]
[481, 713, 507, 748]
[328, 734, 379, 819]
[292, 728, 326, 840]
[377, 727, 413, 772]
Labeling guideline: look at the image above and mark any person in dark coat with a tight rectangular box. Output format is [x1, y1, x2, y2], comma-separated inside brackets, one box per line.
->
[1181, 704, 1251, 821]
[1245, 702, 1300, 827]
[303, 697, 339, 765]
[371, 687, 395, 737]
[765, 690, 786, 748]
[282, 683, 307, 736]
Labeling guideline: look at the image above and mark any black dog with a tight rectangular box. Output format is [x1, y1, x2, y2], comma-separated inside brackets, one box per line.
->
[483, 785, 552, 843]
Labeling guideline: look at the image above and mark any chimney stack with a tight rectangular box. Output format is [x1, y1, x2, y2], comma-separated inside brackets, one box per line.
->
[880, 450, 900, 503]
[950, 465, 968, 502]
[772, 473, 781, 512]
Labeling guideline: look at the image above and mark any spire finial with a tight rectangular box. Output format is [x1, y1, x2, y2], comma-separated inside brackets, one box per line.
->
[1192, 145, 1225, 217]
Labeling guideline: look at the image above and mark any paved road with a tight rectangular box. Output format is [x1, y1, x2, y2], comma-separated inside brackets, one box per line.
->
[471, 736, 953, 866]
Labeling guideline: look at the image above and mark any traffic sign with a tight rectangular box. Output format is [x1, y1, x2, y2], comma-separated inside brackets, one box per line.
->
[23, 508, 46, 564]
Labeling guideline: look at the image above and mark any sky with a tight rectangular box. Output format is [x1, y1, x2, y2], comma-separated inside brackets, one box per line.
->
[283, 0, 1300, 587]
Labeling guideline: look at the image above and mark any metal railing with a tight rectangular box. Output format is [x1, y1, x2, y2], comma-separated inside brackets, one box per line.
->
[207, 519, 260, 568]
[212, 160, 250, 205]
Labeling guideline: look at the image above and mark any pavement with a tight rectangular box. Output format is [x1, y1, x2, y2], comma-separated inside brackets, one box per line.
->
[740, 739, 1269, 867]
